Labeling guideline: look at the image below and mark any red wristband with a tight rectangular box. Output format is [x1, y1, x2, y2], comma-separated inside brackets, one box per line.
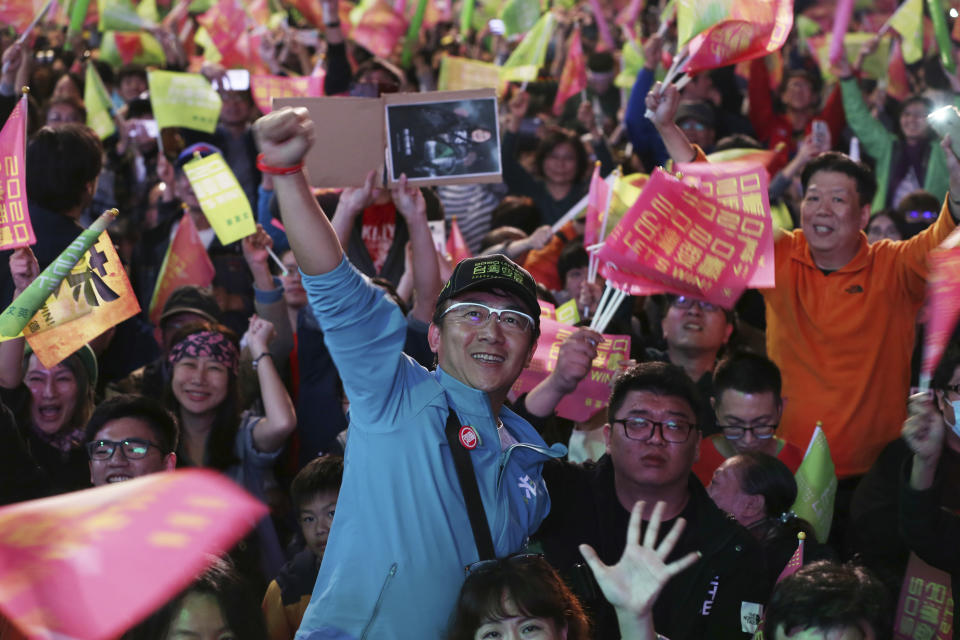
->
[256, 153, 305, 175]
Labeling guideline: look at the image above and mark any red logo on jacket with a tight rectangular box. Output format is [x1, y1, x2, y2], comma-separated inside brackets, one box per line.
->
[459, 426, 478, 449]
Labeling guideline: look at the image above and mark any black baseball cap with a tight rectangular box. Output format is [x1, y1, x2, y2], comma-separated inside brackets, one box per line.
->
[160, 285, 221, 326]
[435, 255, 540, 330]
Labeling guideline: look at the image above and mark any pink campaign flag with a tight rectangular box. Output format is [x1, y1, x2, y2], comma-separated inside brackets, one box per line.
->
[583, 162, 609, 247]
[595, 168, 764, 308]
[0, 469, 267, 640]
[196, 0, 252, 68]
[921, 227, 960, 384]
[894, 552, 953, 639]
[250, 74, 325, 114]
[682, 0, 793, 75]
[0, 94, 35, 250]
[675, 159, 775, 288]
[510, 316, 631, 422]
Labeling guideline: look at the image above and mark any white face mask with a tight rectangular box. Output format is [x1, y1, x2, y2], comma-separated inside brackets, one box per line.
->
[950, 400, 960, 439]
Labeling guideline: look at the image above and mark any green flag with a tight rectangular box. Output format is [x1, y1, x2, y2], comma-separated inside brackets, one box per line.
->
[147, 70, 222, 133]
[98, 0, 153, 30]
[66, 0, 93, 49]
[401, 0, 428, 67]
[501, 12, 556, 82]
[888, 0, 923, 63]
[182, 153, 257, 246]
[927, 0, 955, 72]
[500, 0, 540, 37]
[615, 38, 647, 89]
[100, 31, 167, 67]
[676, 0, 731, 47]
[84, 64, 115, 140]
[790, 424, 838, 543]
[137, 0, 159, 24]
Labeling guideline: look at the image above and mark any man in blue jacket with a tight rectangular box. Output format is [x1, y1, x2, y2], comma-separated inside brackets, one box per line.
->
[254, 107, 566, 640]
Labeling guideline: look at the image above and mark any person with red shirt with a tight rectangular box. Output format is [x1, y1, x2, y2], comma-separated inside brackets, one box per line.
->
[693, 353, 804, 486]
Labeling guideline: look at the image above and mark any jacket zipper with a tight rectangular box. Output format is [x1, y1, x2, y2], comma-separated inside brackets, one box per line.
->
[359, 562, 398, 640]
[497, 442, 564, 491]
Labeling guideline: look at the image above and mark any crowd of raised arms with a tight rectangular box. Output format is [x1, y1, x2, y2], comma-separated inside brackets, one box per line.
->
[1, 0, 959, 638]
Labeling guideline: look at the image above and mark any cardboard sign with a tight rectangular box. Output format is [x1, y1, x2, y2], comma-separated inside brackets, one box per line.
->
[511, 317, 630, 422]
[276, 88, 500, 188]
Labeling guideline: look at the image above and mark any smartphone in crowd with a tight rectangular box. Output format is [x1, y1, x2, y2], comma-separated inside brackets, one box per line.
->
[928, 105, 960, 159]
[213, 69, 250, 92]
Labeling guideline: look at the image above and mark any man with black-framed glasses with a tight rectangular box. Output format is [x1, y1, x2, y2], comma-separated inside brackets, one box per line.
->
[84, 394, 178, 487]
[534, 361, 770, 639]
[692, 353, 804, 487]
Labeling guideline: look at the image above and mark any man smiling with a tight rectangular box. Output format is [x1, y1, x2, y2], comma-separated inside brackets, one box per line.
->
[254, 107, 565, 640]
[85, 395, 178, 487]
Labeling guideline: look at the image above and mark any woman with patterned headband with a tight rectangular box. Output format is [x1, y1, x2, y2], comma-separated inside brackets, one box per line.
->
[164, 318, 297, 581]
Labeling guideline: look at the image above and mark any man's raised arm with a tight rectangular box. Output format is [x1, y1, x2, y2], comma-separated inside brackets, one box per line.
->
[253, 108, 343, 276]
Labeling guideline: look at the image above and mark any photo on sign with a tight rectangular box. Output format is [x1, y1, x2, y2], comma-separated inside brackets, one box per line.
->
[385, 95, 501, 184]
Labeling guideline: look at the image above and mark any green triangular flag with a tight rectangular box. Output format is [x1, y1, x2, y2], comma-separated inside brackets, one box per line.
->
[790, 424, 838, 544]
[84, 64, 116, 140]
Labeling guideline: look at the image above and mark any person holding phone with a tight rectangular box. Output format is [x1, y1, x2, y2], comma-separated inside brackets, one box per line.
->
[835, 43, 951, 211]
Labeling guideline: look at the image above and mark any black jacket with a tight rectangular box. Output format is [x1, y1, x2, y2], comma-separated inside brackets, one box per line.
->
[535, 455, 771, 639]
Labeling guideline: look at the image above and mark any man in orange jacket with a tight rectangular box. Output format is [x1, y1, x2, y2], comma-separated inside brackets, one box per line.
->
[645, 83, 959, 486]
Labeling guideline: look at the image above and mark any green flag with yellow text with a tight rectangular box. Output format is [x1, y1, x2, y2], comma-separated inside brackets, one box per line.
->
[888, 0, 923, 64]
[147, 70, 222, 134]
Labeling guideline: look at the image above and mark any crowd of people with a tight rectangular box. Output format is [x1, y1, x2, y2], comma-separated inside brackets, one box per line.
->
[1, 0, 959, 638]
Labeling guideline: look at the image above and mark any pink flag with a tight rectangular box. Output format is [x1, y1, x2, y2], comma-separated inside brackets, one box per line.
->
[675, 159, 775, 288]
[893, 552, 953, 639]
[595, 168, 764, 308]
[587, 0, 616, 52]
[682, 0, 793, 74]
[583, 162, 609, 247]
[920, 228, 960, 383]
[250, 74, 326, 114]
[0, 94, 35, 251]
[446, 216, 472, 265]
[828, 0, 854, 63]
[775, 534, 805, 583]
[197, 0, 253, 68]
[0, 469, 267, 640]
[510, 317, 631, 421]
[553, 27, 587, 116]
[350, 0, 408, 59]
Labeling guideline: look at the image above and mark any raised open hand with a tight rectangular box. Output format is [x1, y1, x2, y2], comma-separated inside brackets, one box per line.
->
[580, 500, 700, 619]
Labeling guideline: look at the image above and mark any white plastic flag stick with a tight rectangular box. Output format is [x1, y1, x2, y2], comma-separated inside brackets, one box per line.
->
[589, 282, 615, 331]
[595, 289, 627, 333]
[266, 246, 288, 276]
[589, 167, 621, 283]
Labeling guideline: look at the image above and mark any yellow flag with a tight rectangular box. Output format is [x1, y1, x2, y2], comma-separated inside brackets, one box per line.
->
[888, 0, 923, 63]
[147, 70, 222, 133]
[501, 13, 556, 82]
[182, 153, 256, 245]
[24, 231, 141, 368]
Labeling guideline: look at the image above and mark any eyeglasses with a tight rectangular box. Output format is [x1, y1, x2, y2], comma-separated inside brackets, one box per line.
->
[671, 296, 721, 312]
[465, 553, 544, 576]
[440, 302, 534, 334]
[718, 424, 777, 440]
[679, 120, 707, 132]
[86, 438, 161, 461]
[906, 210, 937, 222]
[614, 417, 695, 443]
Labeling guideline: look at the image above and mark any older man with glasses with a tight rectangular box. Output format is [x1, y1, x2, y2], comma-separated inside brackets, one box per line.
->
[534, 361, 770, 640]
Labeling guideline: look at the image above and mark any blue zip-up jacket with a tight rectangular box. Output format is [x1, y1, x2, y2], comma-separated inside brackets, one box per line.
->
[295, 257, 567, 640]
